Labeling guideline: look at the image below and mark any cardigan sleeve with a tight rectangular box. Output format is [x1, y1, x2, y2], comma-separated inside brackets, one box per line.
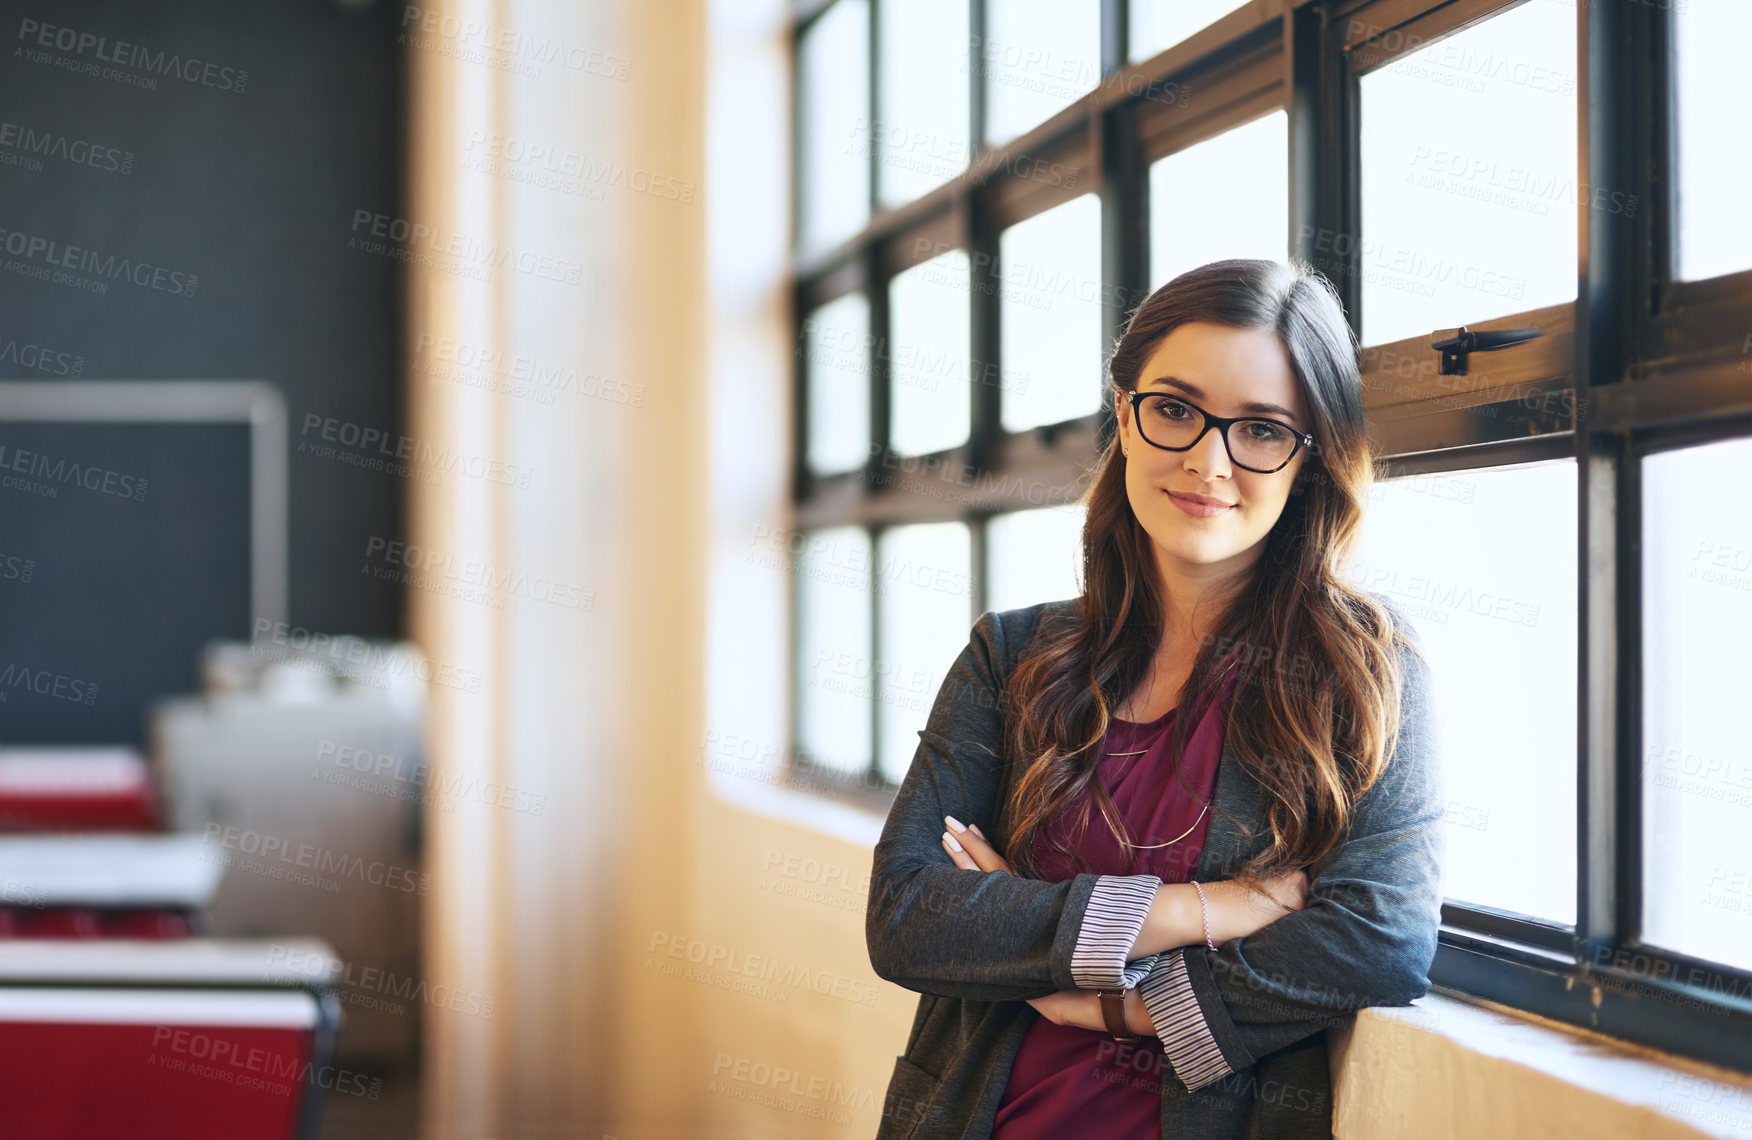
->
[1136, 636, 1446, 1092]
[866, 608, 1168, 1002]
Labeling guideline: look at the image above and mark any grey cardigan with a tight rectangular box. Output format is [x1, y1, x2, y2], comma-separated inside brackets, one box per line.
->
[866, 595, 1445, 1139]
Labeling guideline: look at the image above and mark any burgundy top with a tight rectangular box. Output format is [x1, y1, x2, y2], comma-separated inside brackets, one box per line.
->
[991, 664, 1240, 1139]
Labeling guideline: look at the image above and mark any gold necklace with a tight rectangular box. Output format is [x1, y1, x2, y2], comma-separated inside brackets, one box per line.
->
[1125, 804, 1209, 849]
[1102, 716, 1208, 848]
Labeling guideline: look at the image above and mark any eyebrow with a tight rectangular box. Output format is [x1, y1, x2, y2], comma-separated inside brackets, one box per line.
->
[1141, 376, 1302, 426]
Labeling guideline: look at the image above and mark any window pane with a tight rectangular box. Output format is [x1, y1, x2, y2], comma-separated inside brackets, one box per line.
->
[982, 0, 1101, 146]
[1358, 1, 1576, 346]
[890, 251, 972, 457]
[1353, 462, 1577, 924]
[803, 293, 870, 475]
[1000, 193, 1104, 433]
[1150, 111, 1288, 289]
[986, 505, 1086, 613]
[877, 0, 970, 207]
[877, 523, 972, 783]
[1641, 437, 1752, 972]
[799, 0, 870, 253]
[796, 527, 873, 776]
[1673, 5, 1752, 281]
[1129, 0, 1248, 63]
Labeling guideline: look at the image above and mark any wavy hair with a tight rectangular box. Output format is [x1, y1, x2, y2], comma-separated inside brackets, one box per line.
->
[998, 258, 1421, 883]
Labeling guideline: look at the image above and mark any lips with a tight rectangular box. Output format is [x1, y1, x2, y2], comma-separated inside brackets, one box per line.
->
[1166, 490, 1235, 519]
[1170, 491, 1233, 508]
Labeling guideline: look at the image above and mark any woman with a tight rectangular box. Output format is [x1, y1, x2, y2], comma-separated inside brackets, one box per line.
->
[866, 258, 1445, 1140]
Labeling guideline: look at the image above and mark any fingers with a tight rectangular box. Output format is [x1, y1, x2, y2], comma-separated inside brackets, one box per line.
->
[942, 816, 1012, 874]
[940, 827, 980, 871]
[1261, 869, 1309, 912]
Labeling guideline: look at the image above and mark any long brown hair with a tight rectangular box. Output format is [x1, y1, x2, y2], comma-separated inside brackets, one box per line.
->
[999, 258, 1421, 883]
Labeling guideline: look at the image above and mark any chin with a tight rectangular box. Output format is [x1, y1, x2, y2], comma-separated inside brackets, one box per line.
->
[1154, 535, 1241, 566]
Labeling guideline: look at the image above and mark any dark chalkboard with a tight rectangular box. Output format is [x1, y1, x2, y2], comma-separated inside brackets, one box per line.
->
[0, 418, 253, 745]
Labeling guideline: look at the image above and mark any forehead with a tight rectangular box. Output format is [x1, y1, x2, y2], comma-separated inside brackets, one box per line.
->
[1135, 321, 1305, 421]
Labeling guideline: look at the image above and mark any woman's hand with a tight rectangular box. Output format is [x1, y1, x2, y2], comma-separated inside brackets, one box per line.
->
[1027, 988, 1158, 1037]
[939, 815, 1011, 875]
[1025, 989, 1102, 1030]
[939, 819, 1160, 1038]
[942, 818, 1085, 1029]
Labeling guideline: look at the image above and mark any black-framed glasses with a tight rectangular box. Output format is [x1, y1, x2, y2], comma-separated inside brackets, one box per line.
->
[1125, 390, 1314, 475]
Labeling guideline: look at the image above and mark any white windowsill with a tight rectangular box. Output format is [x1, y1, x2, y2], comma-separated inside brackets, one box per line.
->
[1334, 990, 1752, 1139]
[705, 764, 888, 849]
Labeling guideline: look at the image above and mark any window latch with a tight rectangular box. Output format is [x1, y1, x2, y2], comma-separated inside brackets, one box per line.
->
[1430, 325, 1542, 376]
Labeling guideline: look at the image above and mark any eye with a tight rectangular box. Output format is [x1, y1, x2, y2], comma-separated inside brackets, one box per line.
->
[1242, 420, 1290, 443]
[1145, 396, 1193, 421]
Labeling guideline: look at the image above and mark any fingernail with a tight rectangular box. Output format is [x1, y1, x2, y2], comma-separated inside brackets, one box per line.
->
[942, 831, 964, 853]
[945, 815, 966, 832]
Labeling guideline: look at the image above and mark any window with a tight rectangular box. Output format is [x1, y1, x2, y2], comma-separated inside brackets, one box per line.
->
[1354, 462, 1577, 924]
[980, 0, 1100, 147]
[999, 194, 1104, 433]
[877, 0, 970, 207]
[1640, 438, 1752, 973]
[1356, 0, 1576, 346]
[1672, 4, 1752, 282]
[795, 0, 869, 254]
[875, 522, 973, 783]
[788, 0, 1752, 1071]
[986, 505, 1085, 613]
[1129, 0, 1250, 64]
[1150, 111, 1288, 288]
[801, 292, 870, 475]
[889, 251, 971, 456]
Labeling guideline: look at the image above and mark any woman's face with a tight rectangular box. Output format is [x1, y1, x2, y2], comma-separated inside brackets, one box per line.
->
[1114, 320, 1311, 580]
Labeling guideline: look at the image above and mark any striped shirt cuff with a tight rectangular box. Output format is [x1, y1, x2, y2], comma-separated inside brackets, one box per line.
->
[1068, 874, 1161, 990]
[1139, 949, 1231, 1092]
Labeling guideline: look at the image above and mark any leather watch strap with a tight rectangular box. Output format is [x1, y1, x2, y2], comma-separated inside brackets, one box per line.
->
[1096, 988, 1140, 1042]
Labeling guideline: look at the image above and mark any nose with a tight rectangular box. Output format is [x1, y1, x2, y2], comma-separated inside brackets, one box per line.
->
[1182, 422, 1232, 480]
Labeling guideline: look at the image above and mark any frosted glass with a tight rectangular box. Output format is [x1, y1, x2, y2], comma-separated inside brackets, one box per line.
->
[1674, 4, 1752, 281]
[982, 0, 1101, 145]
[1358, 0, 1576, 345]
[877, 0, 971, 206]
[890, 251, 972, 457]
[799, 0, 870, 252]
[1129, 0, 1249, 63]
[877, 523, 973, 782]
[1000, 194, 1105, 432]
[1150, 111, 1288, 288]
[1352, 461, 1578, 923]
[986, 505, 1086, 613]
[1641, 437, 1752, 972]
[803, 293, 871, 475]
[796, 526, 874, 776]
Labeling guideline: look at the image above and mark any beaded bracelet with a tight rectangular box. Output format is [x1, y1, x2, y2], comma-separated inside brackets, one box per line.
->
[1189, 880, 1218, 952]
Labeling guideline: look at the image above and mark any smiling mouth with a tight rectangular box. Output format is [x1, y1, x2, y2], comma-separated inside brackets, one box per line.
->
[1166, 490, 1235, 518]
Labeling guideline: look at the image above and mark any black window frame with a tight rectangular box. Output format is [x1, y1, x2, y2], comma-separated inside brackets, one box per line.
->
[786, 0, 1752, 1073]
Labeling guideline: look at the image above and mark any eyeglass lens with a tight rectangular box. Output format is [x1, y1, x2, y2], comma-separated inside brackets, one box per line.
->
[1135, 395, 1296, 471]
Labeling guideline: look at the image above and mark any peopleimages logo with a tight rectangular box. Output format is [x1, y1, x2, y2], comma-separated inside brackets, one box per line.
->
[0, 332, 83, 377]
[0, 227, 197, 298]
[15, 18, 248, 94]
[348, 209, 584, 286]
[0, 442, 148, 500]
[0, 121, 133, 174]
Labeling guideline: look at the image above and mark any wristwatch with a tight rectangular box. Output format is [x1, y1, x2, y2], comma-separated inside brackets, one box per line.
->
[1096, 987, 1140, 1042]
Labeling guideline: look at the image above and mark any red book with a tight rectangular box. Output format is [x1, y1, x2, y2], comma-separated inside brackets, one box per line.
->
[0, 988, 323, 1139]
[0, 748, 160, 833]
